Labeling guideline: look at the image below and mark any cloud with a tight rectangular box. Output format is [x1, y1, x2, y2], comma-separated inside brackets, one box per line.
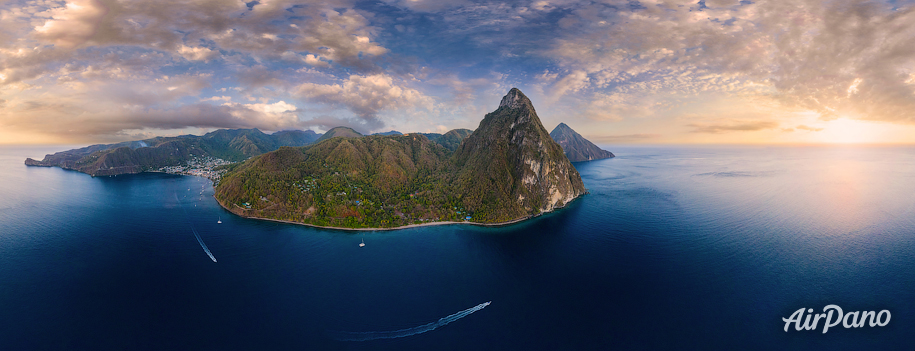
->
[177, 45, 219, 61]
[3, 0, 915, 144]
[0, 97, 308, 140]
[302, 54, 330, 67]
[222, 100, 302, 129]
[689, 121, 779, 134]
[796, 125, 824, 132]
[542, 0, 915, 124]
[2, 0, 388, 87]
[590, 133, 661, 142]
[296, 73, 434, 126]
[0, 0, 404, 142]
[381, 0, 470, 12]
[551, 70, 589, 99]
[33, 0, 109, 48]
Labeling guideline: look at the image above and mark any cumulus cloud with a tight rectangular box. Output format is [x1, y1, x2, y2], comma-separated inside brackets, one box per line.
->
[33, 0, 109, 48]
[551, 70, 589, 99]
[177, 45, 219, 61]
[0, 0, 405, 142]
[221, 100, 303, 130]
[3, 0, 915, 144]
[543, 0, 915, 124]
[2, 0, 388, 87]
[296, 73, 434, 126]
[0, 96, 308, 141]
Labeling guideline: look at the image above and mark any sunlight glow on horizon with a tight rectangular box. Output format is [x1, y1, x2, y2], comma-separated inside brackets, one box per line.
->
[1, 0, 914, 145]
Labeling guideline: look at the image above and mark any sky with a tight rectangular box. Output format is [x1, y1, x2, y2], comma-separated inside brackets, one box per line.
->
[1, 0, 915, 145]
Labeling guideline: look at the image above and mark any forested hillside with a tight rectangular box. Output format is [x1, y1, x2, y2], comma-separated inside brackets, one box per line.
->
[214, 89, 586, 228]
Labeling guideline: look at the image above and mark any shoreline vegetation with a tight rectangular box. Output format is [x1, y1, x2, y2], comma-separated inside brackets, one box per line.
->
[212, 89, 588, 230]
[214, 192, 584, 232]
[27, 89, 602, 232]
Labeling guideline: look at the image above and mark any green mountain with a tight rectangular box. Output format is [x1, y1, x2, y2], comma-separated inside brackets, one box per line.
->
[24, 129, 322, 176]
[435, 129, 473, 151]
[415, 129, 473, 151]
[215, 134, 453, 227]
[214, 88, 586, 228]
[271, 130, 321, 147]
[549, 123, 614, 162]
[371, 130, 403, 136]
[418, 132, 442, 140]
[314, 126, 364, 143]
[452, 88, 586, 221]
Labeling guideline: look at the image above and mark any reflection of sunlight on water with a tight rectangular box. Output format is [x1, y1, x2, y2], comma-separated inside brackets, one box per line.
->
[594, 145, 915, 241]
[776, 147, 908, 238]
[812, 158, 868, 233]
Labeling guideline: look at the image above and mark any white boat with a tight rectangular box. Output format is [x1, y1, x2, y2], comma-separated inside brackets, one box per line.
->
[217, 217, 222, 224]
[359, 234, 365, 247]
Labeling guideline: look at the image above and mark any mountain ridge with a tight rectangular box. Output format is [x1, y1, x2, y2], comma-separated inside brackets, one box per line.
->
[213, 88, 587, 228]
[550, 122, 615, 162]
[452, 88, 585, 220]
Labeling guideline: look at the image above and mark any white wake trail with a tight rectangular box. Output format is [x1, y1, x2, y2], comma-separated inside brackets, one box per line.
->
[175, 192, 217, 262]
[329, 301, 491, 341]
[192, 227, 217, 262]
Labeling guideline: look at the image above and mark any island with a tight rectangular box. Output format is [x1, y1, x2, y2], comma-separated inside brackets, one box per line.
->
[26, 88, 594, 230]
[550, 122, 615, 162]
[24, 129, 322, 177]
[213, 88, 586, 229]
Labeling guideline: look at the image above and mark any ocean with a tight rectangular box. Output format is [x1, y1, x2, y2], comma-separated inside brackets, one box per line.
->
[1, 145, 913, 350]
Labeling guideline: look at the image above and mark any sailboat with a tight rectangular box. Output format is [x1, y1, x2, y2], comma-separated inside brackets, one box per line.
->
[217, 217, 222, 224]
[359, 234, 365, 247]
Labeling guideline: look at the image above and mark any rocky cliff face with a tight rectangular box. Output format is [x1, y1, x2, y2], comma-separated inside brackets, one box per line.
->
[452, 88, 586, 220]
[549, 123, 614, 162]
[211, 88, 586, 227]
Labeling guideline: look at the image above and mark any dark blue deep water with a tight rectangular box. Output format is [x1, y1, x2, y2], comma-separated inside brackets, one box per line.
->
[2, 145, 914, 350]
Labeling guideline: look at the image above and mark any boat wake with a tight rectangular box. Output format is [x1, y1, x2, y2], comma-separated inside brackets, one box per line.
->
[328, 301, 491, 341]
[175, 193, 217, 262]
[192, 227, 217, 262]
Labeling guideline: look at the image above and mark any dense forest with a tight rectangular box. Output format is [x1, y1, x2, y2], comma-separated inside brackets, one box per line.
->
[214, 88, 587, 229]
[215, 135, 475, 228]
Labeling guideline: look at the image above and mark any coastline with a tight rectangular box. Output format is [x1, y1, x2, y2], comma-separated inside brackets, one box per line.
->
[24, 164, 585, 232]
[213, 192, 584, 232]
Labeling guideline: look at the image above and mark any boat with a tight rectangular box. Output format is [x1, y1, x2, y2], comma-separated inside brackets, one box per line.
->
[359, 234, 365, 247]
[217, 217, 222, 224]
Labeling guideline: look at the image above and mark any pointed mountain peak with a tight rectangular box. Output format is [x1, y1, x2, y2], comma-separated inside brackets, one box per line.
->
[550, 123, 614, 162]
[454, 88, 585, 218]
[498, 88, 532, 109]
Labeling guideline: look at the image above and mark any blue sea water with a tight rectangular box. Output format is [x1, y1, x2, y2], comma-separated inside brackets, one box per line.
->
[1, 145, 914, 350]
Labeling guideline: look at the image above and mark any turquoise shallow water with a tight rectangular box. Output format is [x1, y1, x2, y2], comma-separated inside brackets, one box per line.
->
[1, 145, 914, 350]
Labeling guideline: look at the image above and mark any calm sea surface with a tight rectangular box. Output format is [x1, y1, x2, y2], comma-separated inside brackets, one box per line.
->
[1, 145, 914, 350]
